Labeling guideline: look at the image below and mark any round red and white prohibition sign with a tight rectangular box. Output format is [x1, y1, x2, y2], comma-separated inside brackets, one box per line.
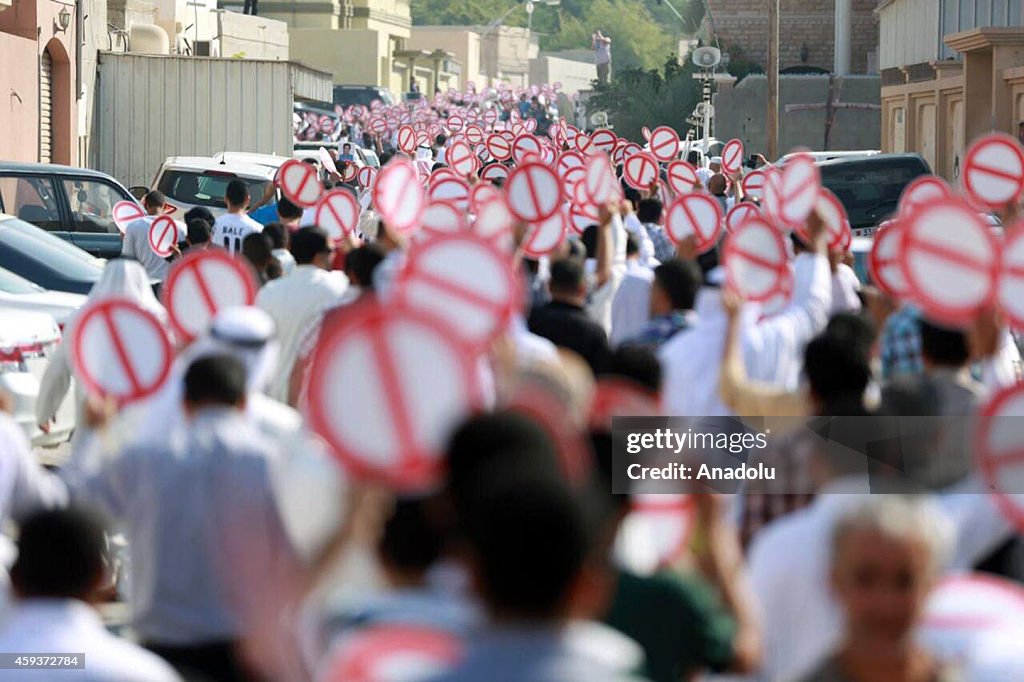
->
[419, 199, 468, 238]
[306, 300, 481, 490]
[558, 151, 586, 179]
[721, 138, 744, 175]
[997, 227, 1024, 330]
[69, 298, 173, 404]
[162, 249, 258, 342]
[276, 159, 323, 208]
[623, 152, 659, 190]
[867, 220, 908, 298]
[962, 133, 1024, 209]
[112, 201, 145, 234]
[147, 216, 179, 258]
[764, 153, 820, 230]
[373, 158, 425, 234]
[357, 166, 377, 189]
[648, 126, 680, 162]
[397, 124, 417, 154]
[976, 382, 1024, 531]
[446, 140, 478, 177]
[803, 188, 849, 249]
[574, 134, 594, 155]
[319, 625, 462, 682]
[428, 176, 470, 212]
[469, 183, 501, 212]
[397, 233, 518, 350]
[584, 153, 622, 205]
[522, 205, 568, 258]
[480, 162, 510, 183]
[641, 126, 652, 142]
[446, 114, 465, 133]
[725, 202, 761, 232]
[741, 170, 768, 200]
[590, 129, 618, 154]
[473, 196, 515, 249]
[485, 133, 513, 161]
[899, 175, 953, 217]
[666, 161, 699, 196]
[464, 124, 485, 146]
[314, 189, 360, 240]
[665, 193, 723, 253]
[899, 199, 999, 325]
[724, 217, 791, 302]
[512, 134, 543, 164]
[505, 162, 563, 223]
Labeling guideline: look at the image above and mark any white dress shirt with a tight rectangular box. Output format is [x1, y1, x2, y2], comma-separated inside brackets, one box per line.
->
[256, 265, 349, 402]
[830, 262, 862, 315]
[0, 599, 180, 681]
[64, 408, 299, 646]
[609, 260, 653, 347]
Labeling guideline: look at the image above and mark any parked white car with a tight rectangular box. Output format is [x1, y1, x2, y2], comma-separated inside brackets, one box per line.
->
[0, 266, 86, 327]
[0, 309, 74, 446]
[150, 156, 279, 218]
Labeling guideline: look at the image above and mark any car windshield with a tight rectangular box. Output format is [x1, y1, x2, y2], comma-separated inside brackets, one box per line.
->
[0, 265, 44, 294]
[156, 170, 270, 210]
[819, 160, 927, 228]
[0, 217, 104, 281]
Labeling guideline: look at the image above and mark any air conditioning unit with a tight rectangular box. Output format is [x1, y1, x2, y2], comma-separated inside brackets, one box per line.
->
[194, 40, 213, 57]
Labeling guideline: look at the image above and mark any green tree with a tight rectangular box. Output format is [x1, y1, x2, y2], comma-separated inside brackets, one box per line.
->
[587, 55, 700, 142]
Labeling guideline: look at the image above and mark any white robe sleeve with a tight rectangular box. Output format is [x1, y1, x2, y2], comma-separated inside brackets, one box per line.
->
[35, 341, 72, 426]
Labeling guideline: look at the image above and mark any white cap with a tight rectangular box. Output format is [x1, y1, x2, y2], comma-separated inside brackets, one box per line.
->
[710, 156, 723, 165]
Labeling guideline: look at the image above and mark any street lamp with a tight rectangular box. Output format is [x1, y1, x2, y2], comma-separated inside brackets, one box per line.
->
[56, 6, 72, 33]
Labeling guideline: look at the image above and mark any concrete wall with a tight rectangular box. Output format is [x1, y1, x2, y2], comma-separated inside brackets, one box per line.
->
[0, 31, 38, 162]
[529, 55, 595, 96]
[407, 27, 484, 88]
[706, 0, 878, 74]
[287, 27, 388, 86]
[714, 74, 882, 156]
[219, 10, 289, 60]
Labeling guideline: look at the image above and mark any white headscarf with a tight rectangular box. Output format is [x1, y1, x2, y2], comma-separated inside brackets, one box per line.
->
[64, 258, 168, 340]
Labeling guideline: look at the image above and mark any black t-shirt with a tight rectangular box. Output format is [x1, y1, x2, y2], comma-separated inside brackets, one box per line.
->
[527, 300, 610, 375]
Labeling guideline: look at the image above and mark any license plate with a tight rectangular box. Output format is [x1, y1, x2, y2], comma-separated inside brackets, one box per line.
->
[853, 227, 875, 237]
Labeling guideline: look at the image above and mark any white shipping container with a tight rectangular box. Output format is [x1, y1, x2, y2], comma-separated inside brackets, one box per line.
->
[90, 52, 332, 188]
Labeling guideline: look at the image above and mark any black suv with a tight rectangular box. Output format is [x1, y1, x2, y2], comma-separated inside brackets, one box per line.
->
[0, 162, 139, 259]
[817, 153, 932, 236]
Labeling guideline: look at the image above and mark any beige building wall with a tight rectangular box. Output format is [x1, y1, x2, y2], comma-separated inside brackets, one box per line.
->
[407, 27, 484, 88]
[529, 56, 595, 95]
[288, 28, 388, 86]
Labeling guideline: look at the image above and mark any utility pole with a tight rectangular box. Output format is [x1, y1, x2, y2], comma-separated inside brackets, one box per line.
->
[766, 0, 780, 160]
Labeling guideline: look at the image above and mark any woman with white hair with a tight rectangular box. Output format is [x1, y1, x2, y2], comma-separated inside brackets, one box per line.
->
[799, 496, 958, 682]
[35, 259, 167, 442]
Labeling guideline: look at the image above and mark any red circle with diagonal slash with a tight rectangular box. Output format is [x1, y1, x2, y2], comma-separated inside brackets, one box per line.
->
[724, 217, 790, 302]
[147, 216, 179, 258]
[997, 225, 1024, 330]
[649, 126, 680, 162]
[765, 153, 820, 230]
[963, 133, 1024, 209]
[574, 134, 594, 155]
[374, 158, 425, 233]
[162, 249, 257, 343]
[464, 124, 484, 146]
[429, 176, 470, 211]
[741, 170, 768, 200]
[314, 189, 360, 239]
[446, 114, 464, 133]
[512, 134, 543, 164]
[319, 625, 462, 682]
[620, 142, 643, 161]
[419, 199, 468, 238]
[470, 183, 500, 212]
[584, 153, 621, 205]
[357, 166, 376, 189]
[473, 196, 515, 249]
[623, 152, 659, 190]
[341, 163, 358, 184]
[725, 202, 761, 232]
[561, 166, 585, 196]
[665, 193, 723, 253]
[277, 159, 323, 208]
[369, 117, 387, 135]
[976, 382, 1024, 531]
[523, 205, 568, 257]
[898, 199, 999, 325]
[796, 187, 849, 248]
[480, 163, 509, 183]
[523, 117, 538, 133]
[721, 138, 744, 175]
[506, 162, 563, 223]
[112, 201, 145, 234]
[867, 220, 907, 297]
[899, 175, 953, 217]
[666, 161, 698, 196]
[482, 109, 498, 128]
[486, 133, 512, 161]
[70, 298, 173, 405]
[446, 140, 477, 177]
[569, 201, 599, 235]
[590, 129, 617, 154]
[397, 124, 417, 154]
[558, 151, 585, 177]
[307, 300, 481, 490]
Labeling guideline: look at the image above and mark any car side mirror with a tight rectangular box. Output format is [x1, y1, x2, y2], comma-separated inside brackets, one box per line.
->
[128, 186, 148, 200]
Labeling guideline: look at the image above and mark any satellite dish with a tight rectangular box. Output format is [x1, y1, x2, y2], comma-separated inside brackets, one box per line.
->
[590, 111, 609, 127]
[691, 46, 722, 69]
